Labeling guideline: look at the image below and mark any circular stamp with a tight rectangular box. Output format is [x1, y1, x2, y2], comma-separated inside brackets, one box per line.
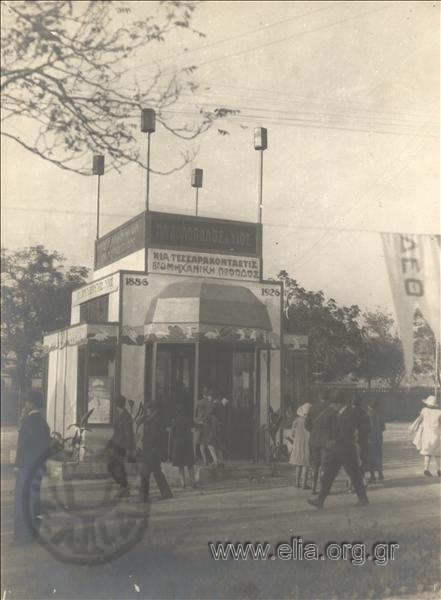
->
[22, 443, 150, 566]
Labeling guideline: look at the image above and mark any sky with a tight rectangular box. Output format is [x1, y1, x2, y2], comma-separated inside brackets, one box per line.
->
[1, 0, 439, 319]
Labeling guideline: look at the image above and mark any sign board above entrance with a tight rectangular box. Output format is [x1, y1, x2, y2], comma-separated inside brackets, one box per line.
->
[95, 212, 145, 269]
[148, 212, 260, 257]
[148, 248, 260, 281]
[72, 274, 119, 305]
[94, 211, 261, 270]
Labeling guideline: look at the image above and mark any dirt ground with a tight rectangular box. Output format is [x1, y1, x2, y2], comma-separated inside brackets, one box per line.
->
[1, 422, 440, 600]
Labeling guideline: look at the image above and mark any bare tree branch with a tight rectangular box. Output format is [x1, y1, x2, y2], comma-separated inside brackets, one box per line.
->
[1, 0, 235, 175]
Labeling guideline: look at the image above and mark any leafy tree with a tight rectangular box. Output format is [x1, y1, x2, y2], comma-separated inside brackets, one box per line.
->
[1, 245, 88, 408]
[1, 1, 236, 174]
[413, 309, 438, 384]
[354, 310, 405, 390]
[278, 271, 364, 382]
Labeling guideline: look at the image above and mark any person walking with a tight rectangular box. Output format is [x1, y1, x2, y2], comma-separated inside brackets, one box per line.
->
[140, 402, 173, 501]
[14, 391, 51, 543]
[305, 392, 334, 495]
[289, 403, 312, 489]
[170, 402, 197, 488]
[307, 392, 369, 509]
[106, 394, 135, 495]
[346, 395, 371, 493]
[366, 399, 386, 483]
[410, 395, 441, 476]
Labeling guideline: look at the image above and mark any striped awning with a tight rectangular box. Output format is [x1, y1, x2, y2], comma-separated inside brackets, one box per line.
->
[138, 281, 277, 347]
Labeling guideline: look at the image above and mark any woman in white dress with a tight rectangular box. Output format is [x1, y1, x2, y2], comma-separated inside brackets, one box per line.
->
[410, 395, 441, 476]
[289, 403, 312, 489]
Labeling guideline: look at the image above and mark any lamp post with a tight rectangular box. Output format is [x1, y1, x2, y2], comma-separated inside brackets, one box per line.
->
[141, 108, 156, 212]
[254, 127, 267, 281]
[191, 168, 203, 216]
[254, 127, 267, 225]
[92, 154, 105, 240]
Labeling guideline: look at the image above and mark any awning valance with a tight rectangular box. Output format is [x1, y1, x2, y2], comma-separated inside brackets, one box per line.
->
[126, 281, 279, 347]
[43, 324, 119, 351]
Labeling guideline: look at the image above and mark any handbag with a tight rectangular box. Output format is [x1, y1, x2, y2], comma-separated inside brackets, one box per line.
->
[409, 415, 422, 434]
[409, 415, 423, 450]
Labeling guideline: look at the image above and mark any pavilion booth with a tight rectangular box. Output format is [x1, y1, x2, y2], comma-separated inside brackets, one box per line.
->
[43, 210, 306, 462]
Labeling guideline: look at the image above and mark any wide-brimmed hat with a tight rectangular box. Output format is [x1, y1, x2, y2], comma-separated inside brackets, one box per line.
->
[297, 402, 312, 418]
[422, 395, 439, 408]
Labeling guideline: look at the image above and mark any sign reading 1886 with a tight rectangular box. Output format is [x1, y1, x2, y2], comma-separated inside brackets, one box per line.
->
[148, 212, 260, 257]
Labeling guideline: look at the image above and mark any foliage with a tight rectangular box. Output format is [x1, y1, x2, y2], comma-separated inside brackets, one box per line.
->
[66, 408, 94, 461]
[1, 245, 88, 404]
[263, 406, 285, 473]
[355, 309, 405, 390]
[1, 1, 238, 174]
[413, 309, 438, 382]
[278, 270, 364, 382]
[130, 399, 146, 458]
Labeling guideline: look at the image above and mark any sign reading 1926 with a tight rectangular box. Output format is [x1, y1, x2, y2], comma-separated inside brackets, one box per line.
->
[148, 212, 260, 257]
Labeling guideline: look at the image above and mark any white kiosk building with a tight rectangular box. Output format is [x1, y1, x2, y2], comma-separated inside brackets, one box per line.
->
[43, 209, 307, 461]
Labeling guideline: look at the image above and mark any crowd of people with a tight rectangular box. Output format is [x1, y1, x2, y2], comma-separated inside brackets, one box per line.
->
[12, 386, 441, 541]
[286, 390, 440, 510]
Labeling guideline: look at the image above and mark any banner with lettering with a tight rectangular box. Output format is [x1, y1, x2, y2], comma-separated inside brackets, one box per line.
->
[381, 233, 440, 376]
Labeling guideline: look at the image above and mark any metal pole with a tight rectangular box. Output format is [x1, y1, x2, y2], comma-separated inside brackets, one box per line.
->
[258, 149, 264, 281]
[146, 132, 151, 212]
[435, 340, 440, 396]
[96, 175, 101, 240]
[258, 149, 263, 225]
[195, 188, 199, 216]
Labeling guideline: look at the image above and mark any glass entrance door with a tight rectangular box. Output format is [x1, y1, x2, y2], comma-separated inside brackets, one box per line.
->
[198, 344, 257, 460]
[231, 350, 255, 460]
[155, 344, 194, 427]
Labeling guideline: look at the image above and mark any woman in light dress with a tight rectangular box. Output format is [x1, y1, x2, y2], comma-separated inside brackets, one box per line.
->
[410, 395, 441, 477]
[289, 402, 312, 489]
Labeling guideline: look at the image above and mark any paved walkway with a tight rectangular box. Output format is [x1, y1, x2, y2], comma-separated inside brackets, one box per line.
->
[1, 423, 440, 599]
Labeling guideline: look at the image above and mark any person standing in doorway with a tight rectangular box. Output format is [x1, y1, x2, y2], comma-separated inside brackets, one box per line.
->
[140, 402, 173, 501]
[305, 391, 334, 495]
[170, 402, 197, 488]
[14, 391, 51, 543]
[212, 393, 229, 467]
[307, 392, 369, 509]
[106, 394, 135, 495]
[195, 387, 218, 466]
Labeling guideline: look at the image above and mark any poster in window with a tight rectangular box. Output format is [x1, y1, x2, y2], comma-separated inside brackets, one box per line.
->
[88, 376, 113, 424]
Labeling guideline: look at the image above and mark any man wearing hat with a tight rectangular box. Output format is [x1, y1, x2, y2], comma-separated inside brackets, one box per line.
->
[410, 395, 441, 476]
[305, 390, 335, 495]
[14, 391, 51, 542]
[308, 392, 369, 509]
[140, 401, 173, 501]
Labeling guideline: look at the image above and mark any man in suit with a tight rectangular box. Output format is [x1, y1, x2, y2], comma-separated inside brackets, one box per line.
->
[140, 401, 173, 502]
[304, 391, 334, 495]
[106, 394, 135, 494]
[14, 391, 51, 542]
[307, 392, 369, 509]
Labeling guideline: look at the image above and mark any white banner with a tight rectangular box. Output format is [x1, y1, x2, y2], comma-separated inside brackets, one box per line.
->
[382, 233, 440, 376]
[147, 248, 260, 281]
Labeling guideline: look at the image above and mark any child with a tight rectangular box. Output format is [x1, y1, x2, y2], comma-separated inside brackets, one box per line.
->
[289, 403, 312, 489]
[170, 402, 197, 488]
